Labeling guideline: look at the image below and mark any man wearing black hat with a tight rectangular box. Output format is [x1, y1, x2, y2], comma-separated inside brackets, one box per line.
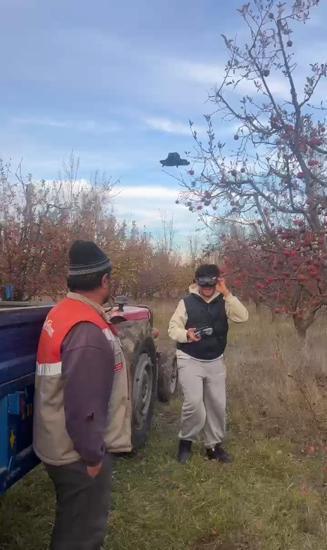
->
[33, 241, 131, 550]
[168, 264, 248, 464]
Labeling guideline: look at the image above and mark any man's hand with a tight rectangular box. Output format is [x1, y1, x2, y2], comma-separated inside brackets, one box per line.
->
[216, 277, 231, 298]
[86, 461, 103, 478]
[187, 328, 201, 342]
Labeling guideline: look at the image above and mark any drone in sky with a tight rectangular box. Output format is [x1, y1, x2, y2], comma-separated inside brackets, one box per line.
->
[160, 152, 190, 168]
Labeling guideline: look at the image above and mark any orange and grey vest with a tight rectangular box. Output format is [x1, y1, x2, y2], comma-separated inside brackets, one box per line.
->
[33, 297, 132, 465]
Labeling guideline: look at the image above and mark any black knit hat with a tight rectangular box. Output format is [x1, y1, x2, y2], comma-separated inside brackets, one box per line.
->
[68, 240, 112, 276]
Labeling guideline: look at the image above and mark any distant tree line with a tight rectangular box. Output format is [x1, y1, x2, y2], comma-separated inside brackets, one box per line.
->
[0, 158, 194, 302]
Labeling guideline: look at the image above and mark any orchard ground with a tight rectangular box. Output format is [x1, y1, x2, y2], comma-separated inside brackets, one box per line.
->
[0, 302, 326, 550]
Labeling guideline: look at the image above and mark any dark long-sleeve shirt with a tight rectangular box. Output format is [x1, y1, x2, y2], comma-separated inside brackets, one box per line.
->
[61, 322, 115, 466]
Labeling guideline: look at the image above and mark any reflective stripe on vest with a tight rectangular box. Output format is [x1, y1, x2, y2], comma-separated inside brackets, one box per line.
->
[36, 362, 62, 376]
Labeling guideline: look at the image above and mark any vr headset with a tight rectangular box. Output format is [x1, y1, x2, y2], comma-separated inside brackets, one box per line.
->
[196, 276, 218, 288]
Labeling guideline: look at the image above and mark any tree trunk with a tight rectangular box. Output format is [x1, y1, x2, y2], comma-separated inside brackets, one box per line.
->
[292, 310, 316, 340]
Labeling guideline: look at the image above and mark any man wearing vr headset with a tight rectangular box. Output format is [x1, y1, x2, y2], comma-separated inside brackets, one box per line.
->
[168, 264, 248, 464]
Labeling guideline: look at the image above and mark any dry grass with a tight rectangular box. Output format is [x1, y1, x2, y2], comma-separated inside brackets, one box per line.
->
[226, 305, 327, 443]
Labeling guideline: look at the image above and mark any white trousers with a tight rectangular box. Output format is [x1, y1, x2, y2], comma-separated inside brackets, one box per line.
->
[176, 351, 226, 448]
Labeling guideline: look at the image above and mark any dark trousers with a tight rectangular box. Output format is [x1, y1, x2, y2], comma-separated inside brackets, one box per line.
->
[45, 454, 112, 550]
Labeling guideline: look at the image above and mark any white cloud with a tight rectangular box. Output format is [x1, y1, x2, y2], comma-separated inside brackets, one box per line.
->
[117, 185, 177, 200]
[178, 61, 225, 85]
[12, 117, 120, 134]
[145, 117, 193, 136]
[112, 184, 204, 248]
[237, 75, 289, 97]
[176, 59, 289, 97]
[14, 117, 70, 129]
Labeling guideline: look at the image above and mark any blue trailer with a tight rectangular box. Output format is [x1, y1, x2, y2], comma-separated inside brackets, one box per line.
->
[0, 304, 51, 495]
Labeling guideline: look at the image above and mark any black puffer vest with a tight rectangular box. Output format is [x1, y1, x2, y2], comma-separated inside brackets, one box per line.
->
[177, 293, 228, 360]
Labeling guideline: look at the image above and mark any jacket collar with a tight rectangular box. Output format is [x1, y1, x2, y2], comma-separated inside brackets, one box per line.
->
[188, 283, 221, 304]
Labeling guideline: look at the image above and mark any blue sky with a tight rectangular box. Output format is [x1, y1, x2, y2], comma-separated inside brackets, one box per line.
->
[1, 0, 327, 247]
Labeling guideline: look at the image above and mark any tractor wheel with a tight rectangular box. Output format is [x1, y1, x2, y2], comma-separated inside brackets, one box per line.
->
[131, 346, 157, 449]
[157, 352, 178, 403]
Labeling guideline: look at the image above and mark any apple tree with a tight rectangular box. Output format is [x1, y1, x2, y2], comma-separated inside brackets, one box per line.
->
[174, 0, 327, 335]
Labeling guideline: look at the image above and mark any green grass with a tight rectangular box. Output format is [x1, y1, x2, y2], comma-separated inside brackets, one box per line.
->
[1, 401, 326, 550]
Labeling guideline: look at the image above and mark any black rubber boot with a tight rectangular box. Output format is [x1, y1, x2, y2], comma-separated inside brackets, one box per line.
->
[206, 444, 233, 463]
[177, 439, 192, 464]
